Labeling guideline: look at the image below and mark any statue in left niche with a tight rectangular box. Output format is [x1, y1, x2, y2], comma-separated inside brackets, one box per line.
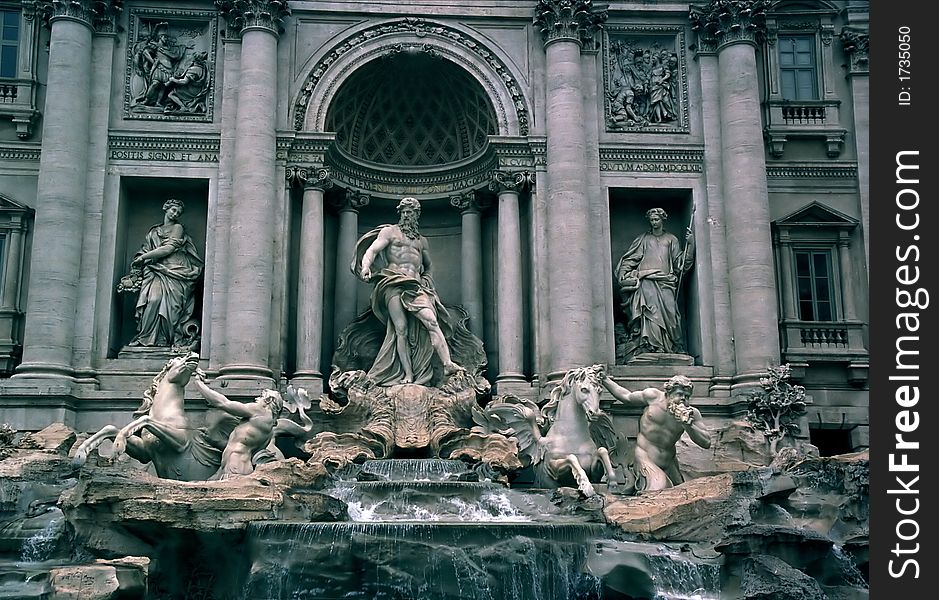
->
[119, 198, 203, 350]
[131, 21, 208, 115]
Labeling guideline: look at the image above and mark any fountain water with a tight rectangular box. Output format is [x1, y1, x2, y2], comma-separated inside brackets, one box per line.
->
[241, 459, 605, 599]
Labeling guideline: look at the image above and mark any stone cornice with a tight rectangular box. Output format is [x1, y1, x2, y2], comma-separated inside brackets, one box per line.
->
[293, 18, 530, 136]
[533, 0, 608, 48]
[322, 144, 498, 199]
[599, 146, 704, 174]
[840, 29, 869, 75]
[215, 0, 290, 37]
[689, 0, 768, 51]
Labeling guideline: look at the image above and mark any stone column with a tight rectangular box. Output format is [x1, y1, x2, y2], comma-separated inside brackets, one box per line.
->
[449, 192, 486, 339]
[331, 191, 370, 334]
[288, 166, 331, 393]
[775, 231, 797, 322]
[837, 232, 857, 321]
[690, 1, 780, 388]
[216, 1, 290, 386]
[14, 1, 101, 379]
[490, 171, 533, 388]
[0, 216, 25, 310]
[695, 42, 737, 388]
[534, 0, 607, 379]
[841, 30, 870, 272]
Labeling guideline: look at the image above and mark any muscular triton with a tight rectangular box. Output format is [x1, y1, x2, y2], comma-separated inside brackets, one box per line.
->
[600, 372, 710, 491]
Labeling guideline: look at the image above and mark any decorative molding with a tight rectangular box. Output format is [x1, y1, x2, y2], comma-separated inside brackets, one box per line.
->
[840, 29, 869, 75]
[285, 165, 332, 191]
[330, 190, 370, 212]
[599, 147, 703, 174]
[93, 0, 124, 34]
[489, 170, 535, 194]
[0, 145, 42, 162]
[24, 0, 123, 32]
[533, 0, 608, 47]
[602, 26, 690, 134]
[765, 162, 858, 180]
[293, 18, 530, 136]
[689, 0, 769, 50]
[324, 144, 498, 198]
[107, 134, 220, 162]
[123, 9, 218, 122]
[449, 192, 488, 213]
[215, 0, 290, 37]
[276, 135, 333, 165]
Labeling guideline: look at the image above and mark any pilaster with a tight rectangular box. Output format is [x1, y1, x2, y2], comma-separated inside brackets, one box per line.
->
[841, 29, 870, 273]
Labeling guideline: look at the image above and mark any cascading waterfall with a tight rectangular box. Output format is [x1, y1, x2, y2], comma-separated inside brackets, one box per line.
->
[238, 459, 724, 600]
[19, 511, 65, 563]
[647, 553, 721, 600]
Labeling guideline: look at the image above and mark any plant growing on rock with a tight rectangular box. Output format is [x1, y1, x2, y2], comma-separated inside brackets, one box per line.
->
[745, 364, 807, 456]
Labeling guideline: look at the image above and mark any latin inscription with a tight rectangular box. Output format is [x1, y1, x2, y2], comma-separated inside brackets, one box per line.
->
[109, 150, 219, 163]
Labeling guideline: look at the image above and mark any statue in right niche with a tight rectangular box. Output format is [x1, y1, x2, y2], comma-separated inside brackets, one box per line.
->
[614, 207, 694, 363]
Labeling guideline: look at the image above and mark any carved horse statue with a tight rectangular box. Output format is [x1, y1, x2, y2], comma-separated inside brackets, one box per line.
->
[72, 353, 230, 480]
[474, 365, 621, 497]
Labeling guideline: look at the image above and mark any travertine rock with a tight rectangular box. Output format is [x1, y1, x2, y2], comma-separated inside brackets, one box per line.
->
[676, 419, 771, 479]
[60, 457, 342, 556]
[48, 557, 149, 600]
[18, 423, 78, 455]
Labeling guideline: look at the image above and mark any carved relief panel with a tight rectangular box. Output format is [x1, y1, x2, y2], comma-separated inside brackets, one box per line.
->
[602, 26, 689, 133]
[124, 8, 218, 122]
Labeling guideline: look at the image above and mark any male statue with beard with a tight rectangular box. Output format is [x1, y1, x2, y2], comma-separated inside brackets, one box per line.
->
[600, 372, 710, 491]
[353, 197, 465, 385]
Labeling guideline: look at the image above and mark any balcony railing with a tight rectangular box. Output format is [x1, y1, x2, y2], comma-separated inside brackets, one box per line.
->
[0, 78, 39, 138]
[763, 100, 845, 158]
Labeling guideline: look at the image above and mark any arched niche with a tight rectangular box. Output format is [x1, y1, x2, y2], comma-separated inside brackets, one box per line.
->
[292, 19, 532, 138]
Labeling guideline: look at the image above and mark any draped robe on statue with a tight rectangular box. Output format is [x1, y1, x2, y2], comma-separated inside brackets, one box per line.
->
[336, 225, 485, 387]
[615, 230, 691, 362]
[130, 225, 203, 347]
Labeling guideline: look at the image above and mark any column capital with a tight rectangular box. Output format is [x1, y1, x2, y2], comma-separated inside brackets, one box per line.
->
[533, 0, 607, 49]
[26, 0, 124, 31]
[490, 170, 535, 195]
[840, 29, 869, 75]
[689, 0, 768, 51]
[449, 192, 489, 214]
[330, 190, 370, 212]
[215, 0, 290, 37]
[285, 165, 332, 191]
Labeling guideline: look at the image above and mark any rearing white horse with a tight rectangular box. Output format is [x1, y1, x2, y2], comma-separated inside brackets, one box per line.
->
[72, 353, 228, 480]
[474, 365, 621, 497]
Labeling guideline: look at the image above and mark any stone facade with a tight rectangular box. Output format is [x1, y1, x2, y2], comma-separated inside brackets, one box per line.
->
[0, 1, 868, 454]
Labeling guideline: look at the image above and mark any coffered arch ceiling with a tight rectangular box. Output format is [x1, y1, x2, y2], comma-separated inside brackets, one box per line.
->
[325, 53, 498, 168]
